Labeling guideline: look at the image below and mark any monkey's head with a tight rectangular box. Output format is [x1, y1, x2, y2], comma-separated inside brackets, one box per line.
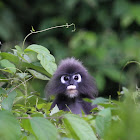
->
[46, 58, 98, 99]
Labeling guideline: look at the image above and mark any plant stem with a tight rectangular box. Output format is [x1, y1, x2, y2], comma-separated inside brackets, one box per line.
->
[22, 23, 76, 50]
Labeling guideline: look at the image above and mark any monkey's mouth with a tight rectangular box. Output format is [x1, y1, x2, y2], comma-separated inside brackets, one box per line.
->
[66, 85, 78, 98]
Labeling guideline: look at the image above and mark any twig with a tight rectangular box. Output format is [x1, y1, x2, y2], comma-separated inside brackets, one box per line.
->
[7, 76, 33, 94]
[17, 116, 64, 120]
[119, 60, 140, 93]
[22, 23, 76, 50]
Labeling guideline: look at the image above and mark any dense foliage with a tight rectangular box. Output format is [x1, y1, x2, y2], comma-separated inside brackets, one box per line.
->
[0, 43, 140, 140]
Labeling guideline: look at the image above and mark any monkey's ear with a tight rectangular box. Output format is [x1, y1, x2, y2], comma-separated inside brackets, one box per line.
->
[79, 74, 98, 99]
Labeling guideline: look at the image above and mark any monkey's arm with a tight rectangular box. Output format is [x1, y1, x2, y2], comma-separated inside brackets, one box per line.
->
[50, 98, 58, 110]
[50, 95, 67, 111]
[81, 100, 97, 114]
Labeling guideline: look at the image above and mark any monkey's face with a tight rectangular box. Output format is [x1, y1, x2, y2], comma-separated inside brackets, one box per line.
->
[47, 58, 98, 99]
[60, 73, 82, 98]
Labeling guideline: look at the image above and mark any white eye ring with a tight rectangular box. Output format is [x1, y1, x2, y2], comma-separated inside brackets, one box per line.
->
[73, 74, 82, 83]
[61, 75, 69, 84]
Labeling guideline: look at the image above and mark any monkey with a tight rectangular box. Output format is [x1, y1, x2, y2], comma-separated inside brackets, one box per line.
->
[46, 58, 98, 115]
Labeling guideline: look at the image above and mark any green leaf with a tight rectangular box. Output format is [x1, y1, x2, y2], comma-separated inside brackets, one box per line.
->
[27, 69, 50, 80]
[21, 117, 33, 134]
[0, 52, 20, 64]
[50, 104, 60, 116]
[92, 97, 109, 105]
[37, 53, 57, 76]
[25, 44, 57, 75]
[21, 62, 51, 77]
[22, 135, 36, 140]
[0, 59, 16, 73]
[95, 108, 111, 138]
[16, 73, 29, 79]
[25, 44, 50, 55]
[0, 110, 21, 140]
[25, 51, 38, 63]
[2, 91, 17, 111]
[0, 88, 7, 94]
[0, 52, 51, 77]
[15, 45, 23, 53]
[64, 114, 97, 140]
[32, 26, 35, 32]
[29, 117, 58, 140]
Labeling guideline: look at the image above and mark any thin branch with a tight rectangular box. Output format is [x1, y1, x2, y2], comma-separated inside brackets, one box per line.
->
[7, 76, 33, 94]
[119, 60, 140, 93]
[22, 23, 76, 49]
[17, 116, 64, 120]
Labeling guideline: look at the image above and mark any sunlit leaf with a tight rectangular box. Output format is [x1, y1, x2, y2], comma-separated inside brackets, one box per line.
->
[25, 44, 57, 76]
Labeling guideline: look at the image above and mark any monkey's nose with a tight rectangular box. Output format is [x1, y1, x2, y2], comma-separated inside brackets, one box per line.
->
[67, 85, 76, 90]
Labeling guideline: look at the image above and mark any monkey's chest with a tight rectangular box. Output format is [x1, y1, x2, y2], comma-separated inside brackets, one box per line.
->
[59, 102, 83, 114]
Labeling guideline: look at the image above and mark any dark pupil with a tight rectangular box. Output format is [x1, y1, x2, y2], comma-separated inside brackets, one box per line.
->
[74, 75, 78, 80]
[64, 76, 69, 81]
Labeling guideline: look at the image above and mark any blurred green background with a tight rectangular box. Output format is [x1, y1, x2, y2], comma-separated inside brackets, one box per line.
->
[0, 0, 140, 98]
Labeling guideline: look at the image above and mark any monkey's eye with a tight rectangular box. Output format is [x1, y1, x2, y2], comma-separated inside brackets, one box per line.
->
[73, 74, 82, 83]
[61, 75, 70, 84]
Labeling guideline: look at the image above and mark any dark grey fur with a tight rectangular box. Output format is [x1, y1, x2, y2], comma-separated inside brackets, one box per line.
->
[46, 58, 98, 114]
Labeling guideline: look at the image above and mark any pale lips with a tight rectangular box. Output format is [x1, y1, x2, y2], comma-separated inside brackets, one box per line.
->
[66, 85, 78, 98]
[67, 85, 76, 90]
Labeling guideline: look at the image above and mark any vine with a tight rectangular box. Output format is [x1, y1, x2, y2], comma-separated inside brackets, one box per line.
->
[22, 23, 76, 50]
[118, 60, 140, 97]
